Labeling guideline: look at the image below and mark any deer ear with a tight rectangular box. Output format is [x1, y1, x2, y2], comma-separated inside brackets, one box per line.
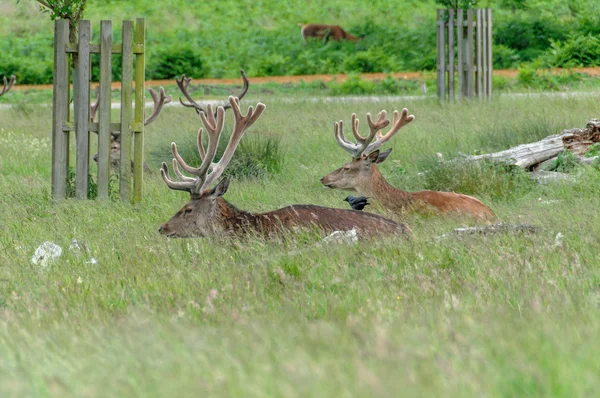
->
[365, 150, 380, 164]
[376, 148, 392, 164]
[209, 177, 230, 199]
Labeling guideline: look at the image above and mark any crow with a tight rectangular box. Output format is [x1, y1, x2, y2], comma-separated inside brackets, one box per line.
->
[344, 195, 370, 211]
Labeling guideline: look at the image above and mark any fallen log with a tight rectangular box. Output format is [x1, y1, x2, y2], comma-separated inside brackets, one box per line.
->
[458, 119, 600, 170]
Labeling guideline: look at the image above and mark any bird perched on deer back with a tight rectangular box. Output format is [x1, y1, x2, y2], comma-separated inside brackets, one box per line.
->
[344, 195, 370, 211]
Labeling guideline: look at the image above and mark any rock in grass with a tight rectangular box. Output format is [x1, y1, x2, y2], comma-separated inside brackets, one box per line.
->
[31, 241, 62, 270]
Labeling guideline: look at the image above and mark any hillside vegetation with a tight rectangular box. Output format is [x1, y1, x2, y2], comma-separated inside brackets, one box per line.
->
[1, 0, 600, 84]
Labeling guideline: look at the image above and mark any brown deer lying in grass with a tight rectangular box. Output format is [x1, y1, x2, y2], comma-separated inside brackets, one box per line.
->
[158, 97, 411, 238]
[1, 75, 16, 97]
[321, 109, 495, 221]
[299, 24, 361, 43]
[91, 87, 172, 172]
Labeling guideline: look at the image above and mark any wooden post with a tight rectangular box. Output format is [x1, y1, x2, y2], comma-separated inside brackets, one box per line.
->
[120, 21, 133, 201]
[133, 18, 145, 203]
[52, 19, 70, 200]
[447, 9, 455, 101]
[75, 20, 91, 199]
[466, 9, 474, 98]
[456, 10, 464, 99]
[97, 20, 112, 200]
[436, 9, 446, 100]
[476, 9, 483, 98]
[486, 8, 493, 100]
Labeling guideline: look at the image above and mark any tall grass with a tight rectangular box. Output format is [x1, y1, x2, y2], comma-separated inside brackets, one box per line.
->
[1, 94, 600, 396]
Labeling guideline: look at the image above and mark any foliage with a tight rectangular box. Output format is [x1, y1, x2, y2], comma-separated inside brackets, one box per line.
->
[542, 149, 580, 173]
[422, 160, 535, 202]
[25, 0, 87, 21]
[585, 143, 600, 158]
[546, 34, 600, 68]
[434, 0, 479, 9]
[4, 0, 600, 84]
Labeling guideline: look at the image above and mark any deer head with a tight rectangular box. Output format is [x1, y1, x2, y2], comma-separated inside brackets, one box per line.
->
[0, 75, 16, 97]
[159, 96, 265, 237]
[321, 108, 415, 192]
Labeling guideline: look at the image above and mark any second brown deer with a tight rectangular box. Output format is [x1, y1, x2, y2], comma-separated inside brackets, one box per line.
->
[320, 109, 495, 221]
[299, 24, 361, 43]
[158, 97, 411, 239]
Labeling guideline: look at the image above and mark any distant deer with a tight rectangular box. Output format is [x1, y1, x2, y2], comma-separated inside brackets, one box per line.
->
[0, 75, 16, 97]
[321, 109, 495, 221]
[91, 87, 172, 172]
[158, 96, 411, 238]
[299, 24, 361, 44]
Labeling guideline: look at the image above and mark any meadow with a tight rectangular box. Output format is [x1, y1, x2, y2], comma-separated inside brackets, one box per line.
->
[1, 90, 600, 396]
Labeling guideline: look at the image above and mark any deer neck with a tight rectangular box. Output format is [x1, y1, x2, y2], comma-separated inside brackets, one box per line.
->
[359, 166, 414, 210]
[216, 197, 261, 233]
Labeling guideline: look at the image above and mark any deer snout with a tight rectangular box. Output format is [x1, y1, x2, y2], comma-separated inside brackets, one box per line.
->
[93, 153, 98, 163]
[158, 223, 170, 236]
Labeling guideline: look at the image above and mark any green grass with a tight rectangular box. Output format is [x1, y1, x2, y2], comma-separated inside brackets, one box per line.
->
[2, 94, 600, 396]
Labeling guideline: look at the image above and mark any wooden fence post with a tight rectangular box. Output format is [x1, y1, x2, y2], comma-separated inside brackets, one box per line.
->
[436, 9, 446, 100]
[133, 18, 145, 203]
[75, 20, 91, 199]
[52, 19, 70, 200]
[97, 20, 112, 200]
[120, 21, 134, 201]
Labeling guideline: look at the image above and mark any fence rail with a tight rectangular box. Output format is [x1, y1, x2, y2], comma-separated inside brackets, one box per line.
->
[51, 18, 146, 202]
[436, 8, 492, 101]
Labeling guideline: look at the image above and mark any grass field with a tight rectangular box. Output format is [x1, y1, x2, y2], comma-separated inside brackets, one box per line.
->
[2, 92, 600, 396]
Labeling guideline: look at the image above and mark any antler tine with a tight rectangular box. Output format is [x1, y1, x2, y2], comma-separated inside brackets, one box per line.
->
[160, 162, 196, 193]
[176, 74, 206, 114]
[90, 87, 100, 122]
[334, 120, 361, 156]
[197, 127, 218, 171]
[363, 108, 415, 155]
[201, 96, 266, 190]
[172, 158, 197, 182]
[220, 69, 250, 111]
[0, 75, 16, 96]
[197, 105, 225, 179]
[145, 87, 172, 125]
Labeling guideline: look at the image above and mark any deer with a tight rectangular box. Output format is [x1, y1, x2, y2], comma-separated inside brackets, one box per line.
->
[0, 75, 16, 97]
[158, 96, 412, 239]
[299, 24, 361, 44]
[320, 109, 496, 221]
[91, 86, 172, 172]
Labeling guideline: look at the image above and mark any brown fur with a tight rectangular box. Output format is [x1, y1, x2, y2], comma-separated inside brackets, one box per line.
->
[158, 178, 411, 238]
[321, 151, 495, 221]
[300, 24, 361, 43]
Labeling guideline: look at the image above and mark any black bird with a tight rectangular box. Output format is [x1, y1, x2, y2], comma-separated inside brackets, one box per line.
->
[344, 195, 370, 211]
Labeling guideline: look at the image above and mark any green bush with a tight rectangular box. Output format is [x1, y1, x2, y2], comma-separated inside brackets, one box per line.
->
[493, 44, 521, 69]
[546, 35, 600, 67]
[149, 45, 208, 80]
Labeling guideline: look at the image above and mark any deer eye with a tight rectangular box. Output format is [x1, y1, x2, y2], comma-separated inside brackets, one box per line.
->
[343, 166, 350, 170]
[184, 208, 193, 214]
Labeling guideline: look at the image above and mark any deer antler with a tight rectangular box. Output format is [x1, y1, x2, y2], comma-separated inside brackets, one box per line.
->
[161, 96, 266, 196]
[176, 69, 249, 116]
[334, 108, 415, 159]
[0, 75, 16, 97]
[145, 87, 172, 125]
[91, 87, 171, 138]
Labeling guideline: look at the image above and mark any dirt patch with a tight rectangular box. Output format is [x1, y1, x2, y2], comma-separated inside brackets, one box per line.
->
[11, 67, 600, 92]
